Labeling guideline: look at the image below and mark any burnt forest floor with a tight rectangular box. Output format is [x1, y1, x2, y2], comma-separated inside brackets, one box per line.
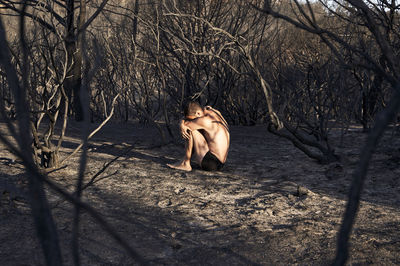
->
[1, 121, 400, 265]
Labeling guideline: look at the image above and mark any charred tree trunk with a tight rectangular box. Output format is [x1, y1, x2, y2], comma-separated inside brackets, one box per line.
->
[362, 72, 383, 132]
[41, 148, 59, 168]
[65, 0, 84, 121]
[32, 124, 60, 169]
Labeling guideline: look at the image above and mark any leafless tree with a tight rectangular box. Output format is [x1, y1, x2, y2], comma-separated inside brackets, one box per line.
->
[0, 2, 145, 265]
[0, 0, 109, 121]
[257, 0, 400, 264]
[136, 0, 281, 127]
[0, 0, 122, 168]
[0, 4, 63, 263]
[140, 0, 342, 163]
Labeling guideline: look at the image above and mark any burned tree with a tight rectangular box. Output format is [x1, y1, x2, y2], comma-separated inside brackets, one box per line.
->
[257, 0, 400, 264]
[0, 0, 109, 121]
[0, 0, 111, 168]
[0, 3, 145, 265]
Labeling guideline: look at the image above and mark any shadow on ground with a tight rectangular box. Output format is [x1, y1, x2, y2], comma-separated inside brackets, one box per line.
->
[1, 122, 400, 265]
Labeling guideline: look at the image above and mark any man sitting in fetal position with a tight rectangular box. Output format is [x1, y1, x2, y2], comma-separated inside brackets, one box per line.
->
[167, 101, 230, 171]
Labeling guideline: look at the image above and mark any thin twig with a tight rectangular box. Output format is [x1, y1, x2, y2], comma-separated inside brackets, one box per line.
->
[60, 93, 120, 165]
[82, 144, 135, 191]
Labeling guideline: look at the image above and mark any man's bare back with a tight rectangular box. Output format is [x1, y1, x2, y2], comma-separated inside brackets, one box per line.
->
[199, 107, 230, 163]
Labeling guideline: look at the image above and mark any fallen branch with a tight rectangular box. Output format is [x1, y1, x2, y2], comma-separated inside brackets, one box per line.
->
[81, 144, 135, 191]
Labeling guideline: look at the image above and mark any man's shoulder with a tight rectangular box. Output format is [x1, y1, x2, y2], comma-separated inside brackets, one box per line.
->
[187, 115, 213, 126]
[203, 114, 219, 124]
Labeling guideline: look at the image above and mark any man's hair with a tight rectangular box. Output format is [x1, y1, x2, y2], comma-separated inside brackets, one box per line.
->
[184, 101, 203, 117]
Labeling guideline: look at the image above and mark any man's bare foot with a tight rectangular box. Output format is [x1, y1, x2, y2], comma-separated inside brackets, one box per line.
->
[167, 161, 192, 171]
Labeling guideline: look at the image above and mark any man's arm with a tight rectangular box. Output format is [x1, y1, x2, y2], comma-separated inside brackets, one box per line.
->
[183, 116, 212, 132]
[179, 119, 188, 139]
[179, 117, 208, 140]
[205, 106, 229, 129]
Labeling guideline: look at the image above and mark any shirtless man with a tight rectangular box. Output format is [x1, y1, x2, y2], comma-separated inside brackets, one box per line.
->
[167, 101, 230, 171]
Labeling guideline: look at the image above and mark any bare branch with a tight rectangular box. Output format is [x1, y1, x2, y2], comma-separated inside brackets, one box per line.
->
[60, 93, 120, 165]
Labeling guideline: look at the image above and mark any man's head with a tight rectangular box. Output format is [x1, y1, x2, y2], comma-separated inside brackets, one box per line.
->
[184, 101, 204, 120]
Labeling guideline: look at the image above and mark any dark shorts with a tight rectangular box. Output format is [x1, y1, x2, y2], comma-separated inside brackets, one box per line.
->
[201, 151, 224, 171]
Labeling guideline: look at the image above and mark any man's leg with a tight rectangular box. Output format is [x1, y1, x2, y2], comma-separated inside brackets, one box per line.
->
[167, 130, 209, 171]
[190, 130, 209, 165]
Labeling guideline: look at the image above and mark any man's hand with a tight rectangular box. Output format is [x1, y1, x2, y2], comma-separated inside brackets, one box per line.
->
[180, 120, 191, 140]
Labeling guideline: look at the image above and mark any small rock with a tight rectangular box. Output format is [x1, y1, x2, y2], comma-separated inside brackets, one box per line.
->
[174, 187, 185, 194]
[180, 173, 188, 178]
[157, 199, 172, 208]
[266, 209, 274, 216]
[296, 186, 308, 197]
[173, 172, 187, 178]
